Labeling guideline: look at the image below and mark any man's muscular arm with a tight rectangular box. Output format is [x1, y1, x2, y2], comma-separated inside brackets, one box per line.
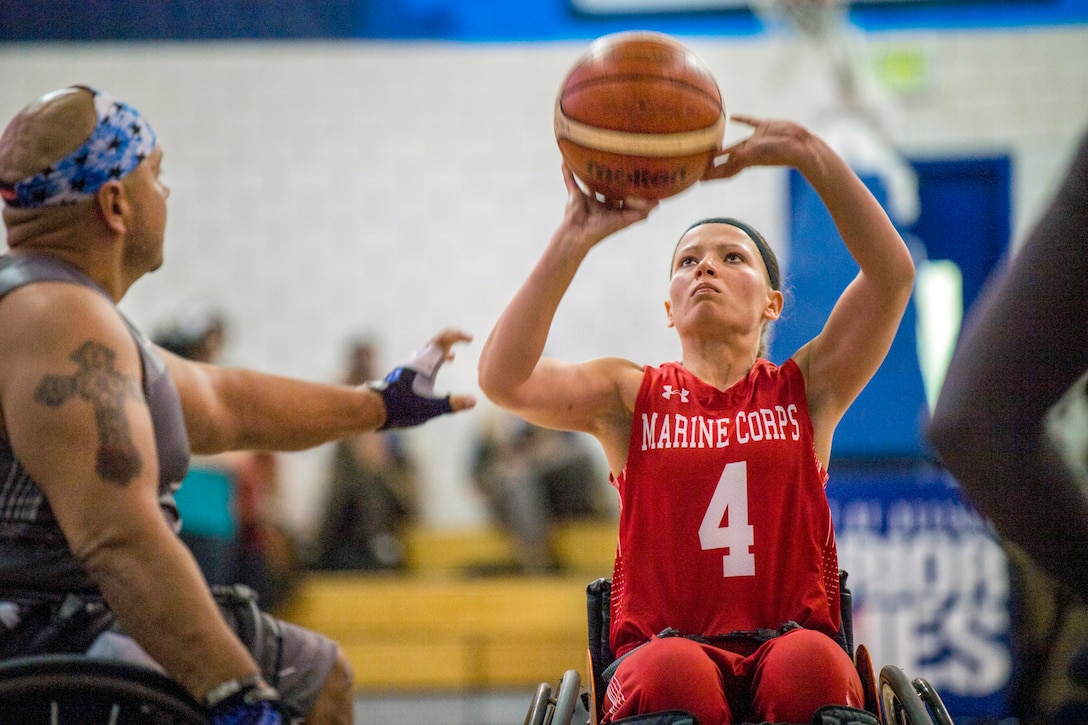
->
[0, 283, 262, 702]
[165, 328, 476, 454]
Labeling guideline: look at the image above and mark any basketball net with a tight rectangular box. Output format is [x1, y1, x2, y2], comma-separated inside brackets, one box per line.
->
[747, 0, 919, 226]
[749, 0, 857, 108]
[750, 0, 848, 43]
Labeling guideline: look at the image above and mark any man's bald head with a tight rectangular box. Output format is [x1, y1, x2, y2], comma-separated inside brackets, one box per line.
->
[0, 87, 96, 186]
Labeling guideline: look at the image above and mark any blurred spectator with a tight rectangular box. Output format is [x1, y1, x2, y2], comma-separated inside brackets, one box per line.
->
[471, 408, 609, 574]
[311, 339, 420, 571]
[233, 449, 299, 611]
[154, 303, 226, 364]
[154, 305, 298, 608]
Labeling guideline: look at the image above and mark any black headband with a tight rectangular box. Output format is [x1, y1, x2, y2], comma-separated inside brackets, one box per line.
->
[679, 217, 780, 291]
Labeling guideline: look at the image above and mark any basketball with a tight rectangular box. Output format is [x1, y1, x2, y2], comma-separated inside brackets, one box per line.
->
[554, 31, 726, 203]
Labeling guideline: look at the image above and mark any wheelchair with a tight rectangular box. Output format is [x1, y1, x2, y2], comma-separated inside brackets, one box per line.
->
[0, 584, 277, 723]
[526, 573, 954, 725]
[0, 654, 206, 724]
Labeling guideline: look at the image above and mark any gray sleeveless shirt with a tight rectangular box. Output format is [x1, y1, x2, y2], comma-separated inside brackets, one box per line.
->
[0, 254, 190, 597]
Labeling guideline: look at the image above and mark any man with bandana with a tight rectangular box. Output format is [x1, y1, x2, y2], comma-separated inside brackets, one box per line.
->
[0, 86, 476, 724]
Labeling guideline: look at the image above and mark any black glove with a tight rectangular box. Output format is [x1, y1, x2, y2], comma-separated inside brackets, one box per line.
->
[206, 674, 287, 725]
[369, 340, 454, 430]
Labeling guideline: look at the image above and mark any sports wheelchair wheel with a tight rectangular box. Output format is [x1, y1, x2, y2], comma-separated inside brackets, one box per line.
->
[0, 654, 206, 724]
[879, 665, 933, 725]
[526, 682, 553, 725]
[913, 677, 953, 725]
[524, 670, 582, 725]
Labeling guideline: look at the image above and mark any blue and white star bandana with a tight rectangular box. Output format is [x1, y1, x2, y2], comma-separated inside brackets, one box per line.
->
[0, 86, 157, 208]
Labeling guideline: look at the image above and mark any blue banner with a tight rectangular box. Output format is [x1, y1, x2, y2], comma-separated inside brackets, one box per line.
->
[828, 461, 1011, 722]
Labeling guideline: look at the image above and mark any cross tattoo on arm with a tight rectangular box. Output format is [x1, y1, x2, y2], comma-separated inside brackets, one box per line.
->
[33, 340, 144, 485]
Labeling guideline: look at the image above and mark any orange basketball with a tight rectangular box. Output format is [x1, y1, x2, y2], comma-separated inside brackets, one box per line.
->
[554, 31, 726, 203]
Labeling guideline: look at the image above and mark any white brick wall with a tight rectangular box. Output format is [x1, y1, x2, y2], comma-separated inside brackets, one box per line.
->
[2, 26, 1086, 538]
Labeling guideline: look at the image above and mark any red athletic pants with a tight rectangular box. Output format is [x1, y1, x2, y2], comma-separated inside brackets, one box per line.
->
[602, 629, 864, 725]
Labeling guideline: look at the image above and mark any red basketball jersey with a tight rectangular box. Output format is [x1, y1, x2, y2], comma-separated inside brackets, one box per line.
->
[609, 360, 841, 657]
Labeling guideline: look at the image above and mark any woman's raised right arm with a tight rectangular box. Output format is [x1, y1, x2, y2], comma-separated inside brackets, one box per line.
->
[478, 165, 655, 434]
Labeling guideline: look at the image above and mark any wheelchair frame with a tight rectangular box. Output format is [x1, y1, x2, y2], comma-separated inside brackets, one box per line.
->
[0, 654, 206, 724]
[527, 573, 955, 725]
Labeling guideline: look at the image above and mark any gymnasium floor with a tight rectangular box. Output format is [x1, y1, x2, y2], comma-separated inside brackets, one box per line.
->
[353, 688, 553, 725]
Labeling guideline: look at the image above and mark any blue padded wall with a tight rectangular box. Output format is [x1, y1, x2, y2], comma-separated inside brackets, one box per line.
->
[769, 170, 930, 459]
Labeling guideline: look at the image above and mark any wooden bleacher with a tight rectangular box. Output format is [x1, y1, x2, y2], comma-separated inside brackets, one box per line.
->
[275, 521, 617, 692]
[402, 520, 617, 574]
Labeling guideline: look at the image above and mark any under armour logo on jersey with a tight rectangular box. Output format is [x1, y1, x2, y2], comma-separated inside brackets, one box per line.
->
[662, 385, 690, 402]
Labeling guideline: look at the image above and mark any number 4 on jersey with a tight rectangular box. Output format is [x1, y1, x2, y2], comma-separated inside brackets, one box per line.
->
[698, 461, 756, 577]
